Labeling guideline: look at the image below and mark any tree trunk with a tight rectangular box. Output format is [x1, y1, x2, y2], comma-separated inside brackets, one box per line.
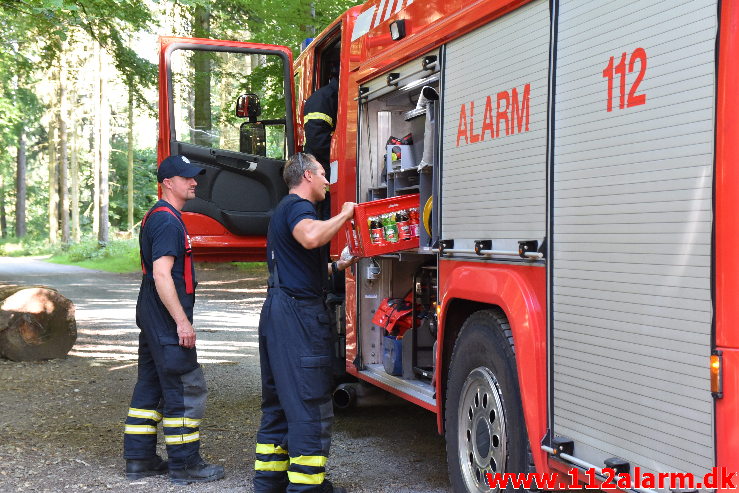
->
[92, 43, 101, 237]
[48, 120, 59, 245]
[0, 285, 76, 361]
[0, 176, 6, 239]
[70, 97, 80, 243]
[98, 51, 110, 247]
[15, 129, 26, 238]
[192, 5, 212, 148]
[58, 56, 70, 246]
[127, 82, 135, 232]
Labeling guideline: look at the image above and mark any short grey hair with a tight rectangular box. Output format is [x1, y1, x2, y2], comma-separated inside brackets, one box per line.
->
[283, 152, 320, 189]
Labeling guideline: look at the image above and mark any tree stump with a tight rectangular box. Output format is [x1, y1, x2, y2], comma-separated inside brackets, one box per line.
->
[0, 285, 77, 361]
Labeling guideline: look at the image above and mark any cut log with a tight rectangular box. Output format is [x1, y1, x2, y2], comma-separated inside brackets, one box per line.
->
[0, 285, 77, 361]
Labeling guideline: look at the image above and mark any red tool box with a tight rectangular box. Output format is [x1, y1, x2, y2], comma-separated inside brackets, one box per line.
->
[345, 194, 420, 257]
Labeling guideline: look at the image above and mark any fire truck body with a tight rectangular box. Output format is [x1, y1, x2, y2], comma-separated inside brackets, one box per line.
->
[336, 0, 730, 489]
[157, 0, 739, 490]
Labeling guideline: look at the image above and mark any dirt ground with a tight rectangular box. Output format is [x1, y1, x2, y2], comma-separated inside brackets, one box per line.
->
[0, 259, 450, 492]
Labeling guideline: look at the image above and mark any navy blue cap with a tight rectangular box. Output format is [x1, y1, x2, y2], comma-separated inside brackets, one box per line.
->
[157, 155, 205, 182]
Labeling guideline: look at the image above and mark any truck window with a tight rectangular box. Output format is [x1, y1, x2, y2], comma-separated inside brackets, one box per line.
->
[169, 49, 288, 160]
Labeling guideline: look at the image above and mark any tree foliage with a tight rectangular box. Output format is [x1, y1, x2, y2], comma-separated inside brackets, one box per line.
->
[0, 0, 157, 98]
[0, 0, 364, 244]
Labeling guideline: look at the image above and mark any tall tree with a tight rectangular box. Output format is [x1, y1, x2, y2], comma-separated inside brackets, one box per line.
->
[70, 92, 80, 242]
[0, 174, 6, 238]
[15, 129, 26, 238]
[98, 50, 110, 246]
[127, 79, 135, 232]
[57, 52, 70, 246]
[92, 42, 101, 236]
[48, 120, 58, 244]
[192, 4, 212, 148]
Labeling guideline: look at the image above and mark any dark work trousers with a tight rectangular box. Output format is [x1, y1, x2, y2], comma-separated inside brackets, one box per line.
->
[124, 278, 207, 469]
[254, 287, 334, 493]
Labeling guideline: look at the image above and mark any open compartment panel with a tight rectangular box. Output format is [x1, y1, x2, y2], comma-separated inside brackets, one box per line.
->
[353, 50, 442, 404]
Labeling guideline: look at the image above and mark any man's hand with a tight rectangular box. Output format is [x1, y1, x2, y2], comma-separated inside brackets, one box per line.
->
[340, 202, 356, 220]
[337, 256, 359, 271]
[177, 320, 196, 348]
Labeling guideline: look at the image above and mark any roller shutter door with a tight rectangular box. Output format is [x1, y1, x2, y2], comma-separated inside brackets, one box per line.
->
[441, 0, 550, 253]
[551, 0, 716, 481]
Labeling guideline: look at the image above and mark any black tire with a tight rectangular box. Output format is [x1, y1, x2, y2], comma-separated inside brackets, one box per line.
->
[445, 310, 528, 492]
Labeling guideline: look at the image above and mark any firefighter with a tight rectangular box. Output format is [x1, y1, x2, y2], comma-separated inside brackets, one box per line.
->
[303, 63, 339, 175]
[123, 155, 225, 485]
[304, 58, 338, 224]
[304, 61, 341, 296]
[254, 153, 356, 493]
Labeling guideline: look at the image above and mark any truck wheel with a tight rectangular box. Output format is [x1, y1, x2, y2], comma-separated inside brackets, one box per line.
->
[445, 310, 527, 492]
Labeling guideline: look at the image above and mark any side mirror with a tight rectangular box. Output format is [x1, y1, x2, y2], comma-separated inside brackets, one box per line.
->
[236, 93, 262, 122]
[240, 121, 266, 156]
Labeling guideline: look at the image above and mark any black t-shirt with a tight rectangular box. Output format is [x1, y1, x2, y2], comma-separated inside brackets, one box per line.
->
[267, 194, 323, 299]
[140, 200, 195, 315]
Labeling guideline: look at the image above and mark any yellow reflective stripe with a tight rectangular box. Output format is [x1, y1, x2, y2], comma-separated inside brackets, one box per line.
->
[254, 459, 289, 472]
[162, 417, 202, 428]
[291, 455, 327, 468]
[288, 471, 325, 485]
[304, 112, 333, 127]
[128, 408, 162, 422]
[164, 431, 200, 445]
[256, 443, 289, 455]
[124, 424, 157, 435]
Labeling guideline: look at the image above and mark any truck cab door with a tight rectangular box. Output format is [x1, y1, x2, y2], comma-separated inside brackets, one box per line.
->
[158, 37, 295, 261]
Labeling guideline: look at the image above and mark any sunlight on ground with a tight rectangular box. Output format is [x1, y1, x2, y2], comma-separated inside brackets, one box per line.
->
[70, 337, 257, 365]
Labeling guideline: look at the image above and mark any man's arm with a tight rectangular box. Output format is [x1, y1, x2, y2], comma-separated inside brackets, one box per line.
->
[292, 201, 355, 250]
[153, 256, 196, 348]
[327, 256, 360, 276]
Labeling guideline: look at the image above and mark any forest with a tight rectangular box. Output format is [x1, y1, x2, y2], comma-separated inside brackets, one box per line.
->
[0, 0, 358, 261]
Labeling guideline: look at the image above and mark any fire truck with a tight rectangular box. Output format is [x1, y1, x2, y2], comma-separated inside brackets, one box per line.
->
[157, 0, 739, 491]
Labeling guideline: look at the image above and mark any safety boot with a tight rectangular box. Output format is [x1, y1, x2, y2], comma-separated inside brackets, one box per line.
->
[125, 455, 168, 479]
[322, 479, 347, 493]
[169, 458, 225, 485]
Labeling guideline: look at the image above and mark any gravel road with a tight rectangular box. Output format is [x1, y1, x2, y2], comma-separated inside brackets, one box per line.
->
[0, 257, 450, 492]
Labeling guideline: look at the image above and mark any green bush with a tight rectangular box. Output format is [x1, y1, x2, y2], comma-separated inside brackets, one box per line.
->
[0, 237, 53, 256]
[58, 238, 138, 262]
[48, 237, 141, 273]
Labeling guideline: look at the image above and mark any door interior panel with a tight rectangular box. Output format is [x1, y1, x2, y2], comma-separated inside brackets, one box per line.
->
[176, 142, 287, 237]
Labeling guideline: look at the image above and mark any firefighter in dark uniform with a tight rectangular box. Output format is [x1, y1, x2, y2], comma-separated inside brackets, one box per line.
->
[303, 61, 338, 228]
[253, 153, 356, 493]
[304, 63, 344, 310]
[123, 155, 225, 485]
[303, 68, 338, 175]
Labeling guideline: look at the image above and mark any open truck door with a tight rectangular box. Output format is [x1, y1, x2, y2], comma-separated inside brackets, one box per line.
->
[158, 37, 295, 261]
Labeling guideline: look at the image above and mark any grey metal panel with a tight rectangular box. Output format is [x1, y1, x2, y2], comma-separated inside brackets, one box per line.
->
[441, 0, 549, 244]
[554, 396, 711, 452]
[554, 348, 710, 402]
[552, 0, 716, 480]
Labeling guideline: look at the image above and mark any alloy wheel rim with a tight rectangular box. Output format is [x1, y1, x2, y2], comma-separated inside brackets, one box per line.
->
[456, 366, 507, 492]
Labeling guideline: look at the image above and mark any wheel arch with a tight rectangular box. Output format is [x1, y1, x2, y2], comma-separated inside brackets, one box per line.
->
[436, 260, 548, 474]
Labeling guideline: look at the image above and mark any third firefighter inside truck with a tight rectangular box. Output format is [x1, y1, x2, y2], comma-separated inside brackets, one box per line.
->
[253, 152, 357, 493]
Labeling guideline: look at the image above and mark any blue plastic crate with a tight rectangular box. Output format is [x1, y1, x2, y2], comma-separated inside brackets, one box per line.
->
[383, 335, 403, 376]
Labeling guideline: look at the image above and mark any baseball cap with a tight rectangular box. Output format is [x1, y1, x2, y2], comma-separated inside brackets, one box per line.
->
[157, 155, 205, 182]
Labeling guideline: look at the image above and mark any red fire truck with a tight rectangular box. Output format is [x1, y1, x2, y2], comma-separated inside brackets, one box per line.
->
[158, 0, 739, 491]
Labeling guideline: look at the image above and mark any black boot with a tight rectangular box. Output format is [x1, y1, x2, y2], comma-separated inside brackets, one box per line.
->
[125, 455, 168, 479]
[169, 458, 225, 485]
[322, 479, 347, 493]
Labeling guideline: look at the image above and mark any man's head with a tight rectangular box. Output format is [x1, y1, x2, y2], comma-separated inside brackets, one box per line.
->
[158, 155, 205, 205]
[283, 152, 328, 203]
